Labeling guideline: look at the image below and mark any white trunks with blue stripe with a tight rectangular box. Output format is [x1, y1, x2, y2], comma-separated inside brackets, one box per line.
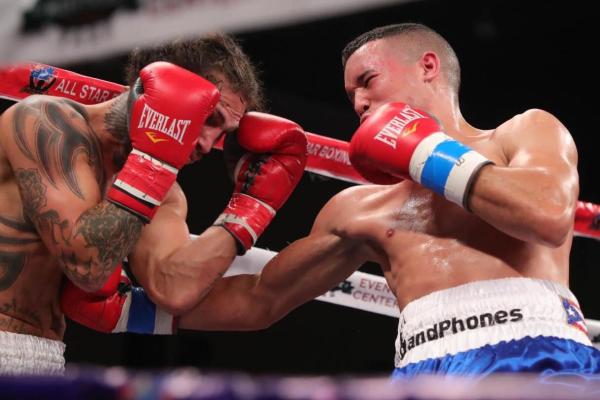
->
[393, 278, 600, 377]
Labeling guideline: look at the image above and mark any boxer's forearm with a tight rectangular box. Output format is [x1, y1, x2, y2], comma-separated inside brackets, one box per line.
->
[467, 165, 577, 247]
[177, 274, 268, 331]
[137, 227, 237, 316]
[256, 233, 367, 322]
[178, 233, 366, 331]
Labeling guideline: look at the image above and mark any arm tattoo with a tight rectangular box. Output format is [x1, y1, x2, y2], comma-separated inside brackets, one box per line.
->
[0, 252, 26, 291]
[15, 169, 70, 246]
[104, 93, 131, 170]
[0, 215, 37, 234]
[11, 97, 145, 289]
[0, 298, 43, 333]
[15, 168, 143, 289]
[12, 98, 104, 199]
[0, 236, 40, 245]
[0, 215, 39, 291]
[72, 202, 142, 285]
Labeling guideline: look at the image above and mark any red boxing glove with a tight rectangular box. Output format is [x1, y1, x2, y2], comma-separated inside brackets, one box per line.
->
[108, 62, 220, 222]
[350, 102, 492, 208]
[215, 112, 307, 253]
[61, 264, 175, 334]
[575, 201, 600, 239]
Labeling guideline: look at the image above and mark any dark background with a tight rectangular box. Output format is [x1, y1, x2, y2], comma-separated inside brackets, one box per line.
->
[2, 0, 598, 375]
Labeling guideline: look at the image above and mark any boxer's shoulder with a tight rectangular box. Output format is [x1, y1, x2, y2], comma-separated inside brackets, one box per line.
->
[328, 182, 408, 208]
[313, 182, 410, 233]
[1, 95, 89, 136]
[11, 93, 84, 111]
[491, 109, 574, 162]
[493, 109, 568, 143]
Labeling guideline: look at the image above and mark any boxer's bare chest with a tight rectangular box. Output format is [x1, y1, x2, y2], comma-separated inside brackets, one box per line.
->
[352, 180, 522, 259]
[350, 134, 511, 249]
[344, 134, 547, 305]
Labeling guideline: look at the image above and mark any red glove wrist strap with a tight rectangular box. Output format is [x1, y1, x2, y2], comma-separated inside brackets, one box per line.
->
[107, 149, 178, 221]
[214, 193, 276, 254]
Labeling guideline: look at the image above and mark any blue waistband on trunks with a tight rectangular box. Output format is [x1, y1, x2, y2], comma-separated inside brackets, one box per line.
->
[392, 335, 600, 378]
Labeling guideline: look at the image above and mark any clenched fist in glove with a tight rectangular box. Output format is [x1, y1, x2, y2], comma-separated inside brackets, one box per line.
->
[215, 112, 307, 254]
[108, 61, 220, 221]
[61, 264, 176, 334]
[350, 102, 493, 209]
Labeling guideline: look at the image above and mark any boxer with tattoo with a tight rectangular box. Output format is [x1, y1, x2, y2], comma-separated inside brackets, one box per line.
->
[0, 34, 307, 374]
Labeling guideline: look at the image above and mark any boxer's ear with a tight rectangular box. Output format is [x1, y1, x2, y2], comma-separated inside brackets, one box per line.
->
[420, 51, 441, 83]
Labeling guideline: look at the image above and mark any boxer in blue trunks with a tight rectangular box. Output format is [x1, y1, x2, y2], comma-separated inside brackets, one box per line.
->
[61, 23, 600, 379]
[191, 22, 599, 377]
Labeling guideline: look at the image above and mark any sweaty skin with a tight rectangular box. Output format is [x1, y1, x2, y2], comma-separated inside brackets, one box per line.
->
[0, 95, 135, 340]
[178, 37, 578, 332]
[0, 76, 245, 339]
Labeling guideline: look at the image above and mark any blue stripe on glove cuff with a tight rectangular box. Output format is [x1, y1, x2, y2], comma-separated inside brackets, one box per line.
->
[420, 139, 472, 196]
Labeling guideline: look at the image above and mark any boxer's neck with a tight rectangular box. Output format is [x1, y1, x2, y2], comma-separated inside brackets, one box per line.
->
[89, 93, 131, 176]
[422, 89, 484, 139]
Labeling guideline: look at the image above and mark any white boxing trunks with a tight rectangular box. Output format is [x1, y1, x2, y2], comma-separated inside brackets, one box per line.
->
[0, 331, 65, 375]
[393, 277, 600, 377]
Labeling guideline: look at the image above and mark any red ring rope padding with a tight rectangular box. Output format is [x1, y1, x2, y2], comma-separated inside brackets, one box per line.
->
[1, 62, 598, 239]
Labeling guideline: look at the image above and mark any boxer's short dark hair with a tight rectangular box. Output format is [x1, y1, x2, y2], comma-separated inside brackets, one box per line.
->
[126, 33, 264, 111]
[342, 23, 460, 95]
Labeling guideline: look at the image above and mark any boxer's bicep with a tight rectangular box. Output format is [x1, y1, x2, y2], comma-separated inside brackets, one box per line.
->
[499, 109, 579, 216]
[127, 186, 190, 291]
[128, 184, 190, 272]
[469, 109, 578, 246]
[263, 233, 366, 308]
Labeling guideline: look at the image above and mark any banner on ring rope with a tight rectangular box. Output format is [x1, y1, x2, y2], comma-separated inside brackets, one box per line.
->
[1, 62, 598, 237]
[0, 63, 123, 105]
[0, 0, 405, 64]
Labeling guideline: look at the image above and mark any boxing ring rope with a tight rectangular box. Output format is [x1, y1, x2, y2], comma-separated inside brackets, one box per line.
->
[1, 63, 599, 341]
[2, 63, 599, 233]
